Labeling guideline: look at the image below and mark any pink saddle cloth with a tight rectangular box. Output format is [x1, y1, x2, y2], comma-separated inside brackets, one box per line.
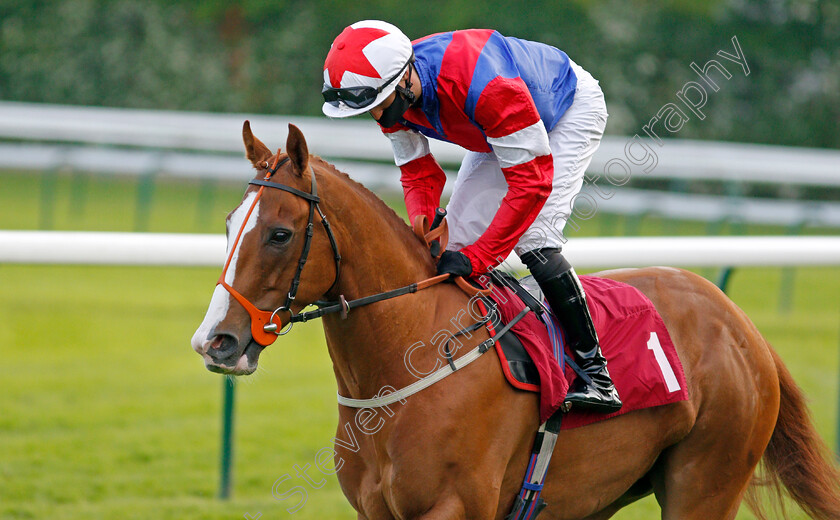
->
[485, 275, 689, 428]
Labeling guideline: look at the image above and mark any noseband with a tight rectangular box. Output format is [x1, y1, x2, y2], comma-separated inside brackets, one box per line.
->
[217, 155, 341, 346]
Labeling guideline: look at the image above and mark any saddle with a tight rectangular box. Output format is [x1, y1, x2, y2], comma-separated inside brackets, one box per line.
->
[490, 272, 551, 391]
[478, 269, 690, 520]
[414, 213, 689, 520]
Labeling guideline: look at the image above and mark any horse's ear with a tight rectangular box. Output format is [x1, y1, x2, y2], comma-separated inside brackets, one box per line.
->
[286, 123, 309, 177]
[242, 120, 273, 169]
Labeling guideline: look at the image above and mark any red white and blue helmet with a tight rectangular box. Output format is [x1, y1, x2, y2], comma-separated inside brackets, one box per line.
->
[322, 20, 413, 118]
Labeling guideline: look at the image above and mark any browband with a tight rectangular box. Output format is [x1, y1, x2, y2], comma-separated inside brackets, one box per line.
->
[249, 179, 321, 203]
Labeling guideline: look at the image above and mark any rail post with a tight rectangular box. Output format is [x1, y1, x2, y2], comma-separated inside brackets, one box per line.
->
[219, 375, 236, 499]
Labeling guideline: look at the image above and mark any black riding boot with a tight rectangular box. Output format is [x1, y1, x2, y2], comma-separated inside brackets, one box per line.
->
[521, 248, 622, 414]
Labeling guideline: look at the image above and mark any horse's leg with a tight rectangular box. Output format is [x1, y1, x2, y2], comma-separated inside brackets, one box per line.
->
[646, 399, 766, 519]
[599, 267, 781, 520]
[533, 401, 693, 520]
[372, 348, 537, 520]
[641, 290, 779, 519]
[580, 508, 623, 520]
[650, 439, 756, 520]
[650, 385, 777, 520]
[410, 495, 467, 520]
[578, 475, 657, 520]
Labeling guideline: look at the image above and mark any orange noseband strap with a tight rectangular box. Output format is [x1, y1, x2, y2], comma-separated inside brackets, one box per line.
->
[218, 280, 285, 345]
[216, 155, 290, 347]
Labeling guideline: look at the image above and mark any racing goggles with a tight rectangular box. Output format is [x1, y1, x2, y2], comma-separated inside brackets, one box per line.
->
[322, 56, 413, 110]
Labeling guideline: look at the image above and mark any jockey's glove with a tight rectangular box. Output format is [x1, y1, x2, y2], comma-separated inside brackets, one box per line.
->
[437, 250, 473, 279]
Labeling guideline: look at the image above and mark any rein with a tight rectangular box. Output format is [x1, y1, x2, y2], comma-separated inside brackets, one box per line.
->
[217, 154, 488, 347]
[289, 273, 452, 323]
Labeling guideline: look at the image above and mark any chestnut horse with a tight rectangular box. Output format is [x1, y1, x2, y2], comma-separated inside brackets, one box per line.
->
[191, 123, 840, 520]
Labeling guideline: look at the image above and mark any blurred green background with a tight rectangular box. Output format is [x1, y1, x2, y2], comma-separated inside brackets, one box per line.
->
[1, 1, 839, 519]
[1, 0, 838, 146]
[1, 173, 838, 519]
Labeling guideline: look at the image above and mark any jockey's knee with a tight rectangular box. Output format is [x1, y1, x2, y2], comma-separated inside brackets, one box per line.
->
[520, 248, 571, 282]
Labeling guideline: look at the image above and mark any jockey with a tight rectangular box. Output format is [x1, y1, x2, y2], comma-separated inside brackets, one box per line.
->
[321, 20, 621, 414]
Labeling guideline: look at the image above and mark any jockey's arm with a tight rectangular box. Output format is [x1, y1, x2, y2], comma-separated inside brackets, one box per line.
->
[383, 125, 447, 225]
[460, 80, 554, 276]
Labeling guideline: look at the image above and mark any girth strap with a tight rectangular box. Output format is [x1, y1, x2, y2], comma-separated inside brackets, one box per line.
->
[506, 410, 565, 520]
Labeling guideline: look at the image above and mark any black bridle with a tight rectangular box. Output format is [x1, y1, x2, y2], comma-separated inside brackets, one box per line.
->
[244, 156, 341, 337]
[222, 155, 478, 345]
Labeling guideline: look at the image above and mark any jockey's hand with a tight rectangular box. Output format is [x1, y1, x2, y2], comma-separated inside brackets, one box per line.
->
[437, 250, 472, 279]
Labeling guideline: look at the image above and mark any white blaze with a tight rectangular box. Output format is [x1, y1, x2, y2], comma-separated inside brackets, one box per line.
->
[191, 193, 261, 353]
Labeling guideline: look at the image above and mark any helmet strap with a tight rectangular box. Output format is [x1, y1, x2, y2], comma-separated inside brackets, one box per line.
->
[395, 62, 417, 105]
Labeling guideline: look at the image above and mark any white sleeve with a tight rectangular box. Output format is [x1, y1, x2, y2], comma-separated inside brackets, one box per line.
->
[384, 129, 432, 167]
[485, 121, 551, 169]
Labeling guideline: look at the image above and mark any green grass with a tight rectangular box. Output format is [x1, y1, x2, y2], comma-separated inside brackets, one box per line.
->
[1, 170, 838, 519]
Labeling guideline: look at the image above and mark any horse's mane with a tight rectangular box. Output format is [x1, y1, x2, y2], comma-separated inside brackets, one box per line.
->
[310, 155, 434, 263]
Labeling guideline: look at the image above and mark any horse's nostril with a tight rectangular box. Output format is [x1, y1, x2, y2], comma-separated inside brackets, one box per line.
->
[208, 333, 238, 354]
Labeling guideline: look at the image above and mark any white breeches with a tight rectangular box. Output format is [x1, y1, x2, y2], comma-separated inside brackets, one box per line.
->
[445, 61, 608, 257]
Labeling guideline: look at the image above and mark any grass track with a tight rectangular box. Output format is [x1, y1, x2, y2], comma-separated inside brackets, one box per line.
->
[1, 170, 838, 519]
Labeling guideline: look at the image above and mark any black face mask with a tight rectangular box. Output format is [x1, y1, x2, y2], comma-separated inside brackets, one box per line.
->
[376, 91, 412, 128]
[375, 64, 418, 129]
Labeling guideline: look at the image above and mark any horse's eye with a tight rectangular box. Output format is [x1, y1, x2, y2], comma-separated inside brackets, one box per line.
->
[268, 229, 292, 245]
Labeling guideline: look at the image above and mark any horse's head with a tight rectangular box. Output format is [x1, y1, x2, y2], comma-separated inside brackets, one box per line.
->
[191, 122, 340, 375]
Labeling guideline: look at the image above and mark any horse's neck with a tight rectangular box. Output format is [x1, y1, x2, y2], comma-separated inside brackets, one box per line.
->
[320, 163, 434, 292]
[323, 286, 464, 400]
[319, 168, 473, 399]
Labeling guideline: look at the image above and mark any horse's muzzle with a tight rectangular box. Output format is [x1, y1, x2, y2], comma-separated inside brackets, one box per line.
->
[197, 333, 257, 375]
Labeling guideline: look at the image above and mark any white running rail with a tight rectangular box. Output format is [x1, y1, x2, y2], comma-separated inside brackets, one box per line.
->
[2, 231, 840, 270]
